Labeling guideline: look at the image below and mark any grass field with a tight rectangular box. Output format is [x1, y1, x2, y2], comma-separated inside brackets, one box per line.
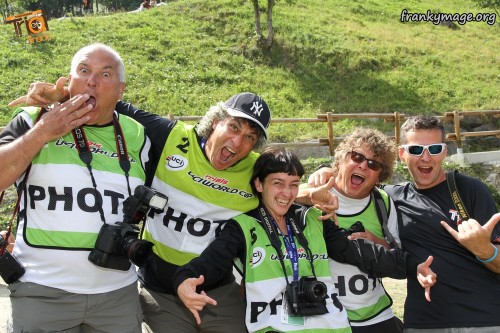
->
[1, 0, 498, 142]
[384, 278, 407, 320]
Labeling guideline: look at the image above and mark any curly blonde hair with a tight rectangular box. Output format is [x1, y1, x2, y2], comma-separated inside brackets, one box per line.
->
[331, 128, 396, 182]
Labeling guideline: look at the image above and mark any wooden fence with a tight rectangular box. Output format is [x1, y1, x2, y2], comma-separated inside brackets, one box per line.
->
[1, 110, 498, 156]
[167, 110, 500, 156]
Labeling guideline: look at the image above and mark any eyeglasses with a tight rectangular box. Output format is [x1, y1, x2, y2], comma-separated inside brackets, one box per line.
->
[401, 143, 446, 156]
[349, 151, 383, 171]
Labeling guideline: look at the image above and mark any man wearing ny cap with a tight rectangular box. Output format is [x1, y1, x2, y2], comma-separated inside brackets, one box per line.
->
[10, 83, 270, 331]
[115, 92, 270, 332]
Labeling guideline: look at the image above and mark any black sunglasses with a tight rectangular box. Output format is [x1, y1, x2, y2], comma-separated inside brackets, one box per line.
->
[401, 144, 446, 156]
[349, 151, 383, 171]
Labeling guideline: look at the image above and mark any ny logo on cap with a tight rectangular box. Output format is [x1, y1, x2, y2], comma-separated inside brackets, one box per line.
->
[250, 102, 264, 117]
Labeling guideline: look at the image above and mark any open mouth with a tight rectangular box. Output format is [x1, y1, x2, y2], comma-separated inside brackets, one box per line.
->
[418, 166, 432, 174]
[84, 96, 96, 110]
[221, 146, 236, 162]
[351, 173, 365, 186]
[276, 198, 290, 206]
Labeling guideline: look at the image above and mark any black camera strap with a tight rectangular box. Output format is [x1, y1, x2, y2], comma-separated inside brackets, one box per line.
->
[0, 182, 25, 256]
[71, 113, 132, 224]
[371, 188, 398, 248]
[446, 170, 470, 222]
[258, 206, 318, 285]
[0, 109, 46, 255]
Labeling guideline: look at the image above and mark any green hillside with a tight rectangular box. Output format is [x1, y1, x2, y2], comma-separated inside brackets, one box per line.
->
[0, 0, 498, 142]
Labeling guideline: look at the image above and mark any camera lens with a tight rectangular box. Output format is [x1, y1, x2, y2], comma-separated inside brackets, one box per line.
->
[122, 237, 153, 267]
[303, 280, 328, 303]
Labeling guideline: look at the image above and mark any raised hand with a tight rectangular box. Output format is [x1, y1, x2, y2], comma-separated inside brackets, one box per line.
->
[36, 94, 93, 142]
[302, 177, 339, 221]
[307, 166, 334, 188]
[416, 255, 436, 302]
[177, 275, 217, 325]
[440, 213, 500, 263]
[8, 76, 69, 107]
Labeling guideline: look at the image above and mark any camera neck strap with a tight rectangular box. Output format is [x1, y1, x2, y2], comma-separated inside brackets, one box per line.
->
[258, 206, 317, 284]
[0, 109, 46, 255]
[446, 170, 470, 222]
[0, 181, 25, 256]
[71, 113, 132, 223]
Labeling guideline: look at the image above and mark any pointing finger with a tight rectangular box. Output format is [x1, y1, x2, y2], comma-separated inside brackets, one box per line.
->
[440, 221, 459, 240]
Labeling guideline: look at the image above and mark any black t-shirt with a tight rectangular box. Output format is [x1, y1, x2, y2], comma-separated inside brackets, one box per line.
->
[384, 173, 500, 329]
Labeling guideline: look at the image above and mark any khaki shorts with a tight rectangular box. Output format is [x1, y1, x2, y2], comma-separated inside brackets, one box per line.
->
[140, 282, 246, 333]
[9, 281, 142, 333]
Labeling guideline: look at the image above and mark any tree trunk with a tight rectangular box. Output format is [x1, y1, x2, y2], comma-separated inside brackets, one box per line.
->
[265, 0, 275, 48]
[252, 0, 262, 39]
[4, 0, 9, 17]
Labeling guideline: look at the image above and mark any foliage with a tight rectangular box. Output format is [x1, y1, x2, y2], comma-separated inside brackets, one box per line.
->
[2, 0, 138, 19]
[301, 156, 331, 181]
[471, 0, 500, 15]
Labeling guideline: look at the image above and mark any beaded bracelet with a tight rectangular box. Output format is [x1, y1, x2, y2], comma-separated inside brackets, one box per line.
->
[476, 244, 498, 263]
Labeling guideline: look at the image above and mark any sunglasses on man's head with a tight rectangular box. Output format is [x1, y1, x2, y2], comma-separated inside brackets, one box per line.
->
[401, 143, 446, 156]
[349, 151, 383, 171]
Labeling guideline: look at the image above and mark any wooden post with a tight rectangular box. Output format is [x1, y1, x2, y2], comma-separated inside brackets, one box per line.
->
[453, 110, 463, 152]
[394, 112, 400, 145]
[326, 112, 334, 157]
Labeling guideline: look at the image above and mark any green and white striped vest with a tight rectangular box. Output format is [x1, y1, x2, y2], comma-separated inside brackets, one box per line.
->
[236, 206, 352, 333]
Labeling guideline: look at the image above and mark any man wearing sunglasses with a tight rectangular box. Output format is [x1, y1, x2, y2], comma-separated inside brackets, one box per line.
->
[385, 115, 500, 333]
[306, 116, 500, 333]
[297, 128, 407, 333]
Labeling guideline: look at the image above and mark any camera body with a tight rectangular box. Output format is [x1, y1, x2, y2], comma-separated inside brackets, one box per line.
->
[285, 276, 329, 316]
[88, 185, 168, 271]
[0, 238, 25, 284]
[348, 221, 365, 234]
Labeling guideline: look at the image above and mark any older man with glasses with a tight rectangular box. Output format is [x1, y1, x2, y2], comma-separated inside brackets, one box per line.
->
[306, 115, 500, 333]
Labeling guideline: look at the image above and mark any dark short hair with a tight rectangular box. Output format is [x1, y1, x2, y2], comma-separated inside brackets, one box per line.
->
[400, 115, 445, 144]
[250, 147, 304, 195]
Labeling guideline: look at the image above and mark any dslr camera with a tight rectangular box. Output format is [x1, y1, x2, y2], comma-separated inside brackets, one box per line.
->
[0, 237, 25, 284]
[348, 221, 365, 234]
[285, 276, 329, 316]
[88, 185, 168, 271]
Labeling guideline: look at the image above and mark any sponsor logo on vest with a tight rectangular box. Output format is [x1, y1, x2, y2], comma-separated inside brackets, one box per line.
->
[166, 154, 187, 170]
[270, 251, 328, 261]
[27, 184, 125, 215]
[251, 247, 265, 268]
[55, 139, 136, 162]
[187, 171, 253, 198]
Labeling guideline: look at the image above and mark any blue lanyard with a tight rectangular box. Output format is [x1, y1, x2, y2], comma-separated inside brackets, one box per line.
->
[275, 218, 299, 281]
